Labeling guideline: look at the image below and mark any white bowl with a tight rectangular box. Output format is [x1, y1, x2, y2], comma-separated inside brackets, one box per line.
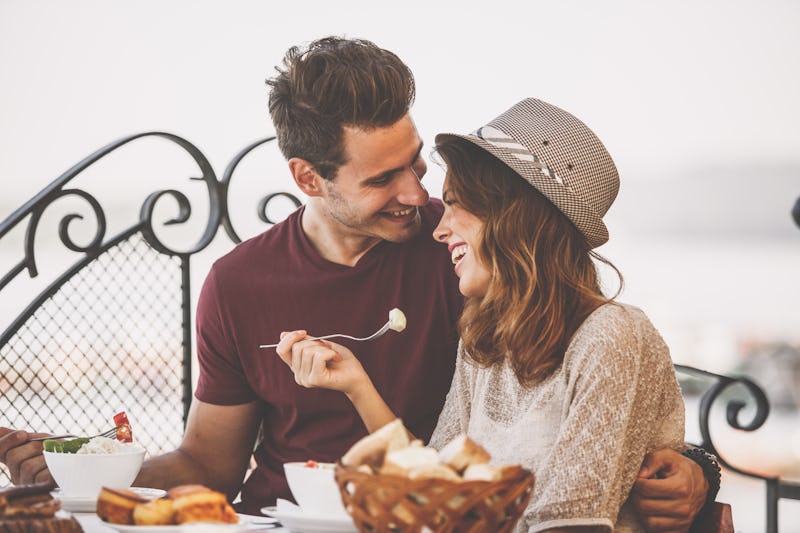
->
[44, 446, 145, 498]
[283, 462, 348, 518]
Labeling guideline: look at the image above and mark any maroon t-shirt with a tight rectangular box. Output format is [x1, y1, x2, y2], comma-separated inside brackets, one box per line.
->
[194, 200, 462, 513]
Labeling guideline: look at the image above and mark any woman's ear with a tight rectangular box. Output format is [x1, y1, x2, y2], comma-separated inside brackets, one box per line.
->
[288, 158, 322, 197]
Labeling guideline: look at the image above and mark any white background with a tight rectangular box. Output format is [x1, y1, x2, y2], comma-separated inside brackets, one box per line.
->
[2, 1, 799, 530]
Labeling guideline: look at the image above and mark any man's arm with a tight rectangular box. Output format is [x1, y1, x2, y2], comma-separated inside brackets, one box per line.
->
[1, 399, 261, 503]
[134, 399, 261, 501]
[632, 448, 711, 533]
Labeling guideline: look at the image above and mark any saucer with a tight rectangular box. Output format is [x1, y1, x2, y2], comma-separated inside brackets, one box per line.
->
[52, 487, 166, 513]
[261, 500, 357, 533]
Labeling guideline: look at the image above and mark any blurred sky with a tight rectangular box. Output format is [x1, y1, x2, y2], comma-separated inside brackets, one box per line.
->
[1, 0, 800, 366]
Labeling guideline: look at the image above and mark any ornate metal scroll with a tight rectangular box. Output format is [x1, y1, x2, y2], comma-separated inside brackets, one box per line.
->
[0, 132, 300, 487]
[218, 136, 302, 243]
[675, 364, 799, 532]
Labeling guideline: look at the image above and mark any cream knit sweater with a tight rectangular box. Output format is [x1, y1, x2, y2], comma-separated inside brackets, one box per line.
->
[429, 303, 685, 532]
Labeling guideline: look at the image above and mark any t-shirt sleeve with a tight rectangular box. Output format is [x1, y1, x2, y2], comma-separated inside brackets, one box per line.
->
[429, 341, 473, 449]
[524, 306, 685, 532]
[194, 263, 259, 405]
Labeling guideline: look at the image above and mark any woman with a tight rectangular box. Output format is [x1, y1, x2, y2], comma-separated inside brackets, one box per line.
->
[277, 98, 685, 532]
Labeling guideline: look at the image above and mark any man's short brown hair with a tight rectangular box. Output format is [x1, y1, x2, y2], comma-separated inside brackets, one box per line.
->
[266, 36, 416, 179]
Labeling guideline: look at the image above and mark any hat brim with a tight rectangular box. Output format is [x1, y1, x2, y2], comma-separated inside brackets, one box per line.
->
[435, 132, 609, 248]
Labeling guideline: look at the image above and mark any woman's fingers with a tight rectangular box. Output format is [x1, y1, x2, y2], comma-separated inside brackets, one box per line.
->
[275, 332, 352, 390]
[275, 330, 307, 366]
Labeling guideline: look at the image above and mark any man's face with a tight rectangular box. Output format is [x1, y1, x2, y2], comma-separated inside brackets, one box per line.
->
[318, 114, 429, 243]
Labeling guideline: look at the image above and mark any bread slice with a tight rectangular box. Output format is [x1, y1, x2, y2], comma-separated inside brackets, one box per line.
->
[438, 434, 490, 473]
[407, 463, 461, 481]
[341, 418, 410, 468]
[169, 484, 237, 525]
[462, 463, 501, 482]
[96, 487, 149, 525]
[381, 446, 440, 477]
[133, 498, 174, 526]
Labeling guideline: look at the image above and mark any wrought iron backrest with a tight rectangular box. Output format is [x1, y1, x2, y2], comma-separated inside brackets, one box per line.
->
[675, 360, 799, 532]
[0, 132, 299, 486]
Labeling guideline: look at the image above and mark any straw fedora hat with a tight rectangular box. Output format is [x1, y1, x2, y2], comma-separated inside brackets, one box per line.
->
[435, 98, 619, 248]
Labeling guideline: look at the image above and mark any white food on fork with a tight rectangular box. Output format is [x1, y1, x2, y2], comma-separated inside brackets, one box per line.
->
[388, 308, 406, 332]
[259, 308, 407, 348]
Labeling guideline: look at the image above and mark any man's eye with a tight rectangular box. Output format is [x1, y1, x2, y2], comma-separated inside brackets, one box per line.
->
[368, 177, 391, 186]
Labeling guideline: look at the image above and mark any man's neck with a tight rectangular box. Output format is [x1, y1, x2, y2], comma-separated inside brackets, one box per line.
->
[300, 200, 382, 267]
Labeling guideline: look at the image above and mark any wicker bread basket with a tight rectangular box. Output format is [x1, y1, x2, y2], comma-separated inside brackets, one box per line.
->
[335, 463, 534, 533]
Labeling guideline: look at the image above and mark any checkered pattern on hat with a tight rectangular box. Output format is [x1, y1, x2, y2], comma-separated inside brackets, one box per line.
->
[435, 98, 619, 248]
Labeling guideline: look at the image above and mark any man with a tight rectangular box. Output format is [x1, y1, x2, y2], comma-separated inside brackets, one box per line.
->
[0, 36, 712, 531]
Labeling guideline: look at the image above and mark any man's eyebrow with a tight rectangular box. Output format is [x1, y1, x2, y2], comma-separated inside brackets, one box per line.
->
[364, 142, 424, 182]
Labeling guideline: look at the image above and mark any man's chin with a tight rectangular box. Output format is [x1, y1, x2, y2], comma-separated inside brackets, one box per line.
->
[379, 215, 422, 243]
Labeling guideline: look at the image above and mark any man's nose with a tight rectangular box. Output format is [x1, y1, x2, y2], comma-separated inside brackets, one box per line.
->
[397, 167, 429, 206]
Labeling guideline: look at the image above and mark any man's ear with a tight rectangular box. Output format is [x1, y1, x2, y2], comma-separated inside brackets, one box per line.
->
[289, 158, 322, 197]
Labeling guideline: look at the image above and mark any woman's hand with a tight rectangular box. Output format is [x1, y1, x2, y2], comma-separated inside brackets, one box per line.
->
[275, 330, 398, 433]
[275, 330, 369, 395]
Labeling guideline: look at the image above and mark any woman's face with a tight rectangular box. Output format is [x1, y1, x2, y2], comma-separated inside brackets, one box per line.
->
[433, 177, 492, 298]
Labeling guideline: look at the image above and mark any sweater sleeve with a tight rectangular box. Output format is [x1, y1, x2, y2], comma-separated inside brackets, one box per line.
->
[429, 341, 474, 449]
[525, 305, 685, 532]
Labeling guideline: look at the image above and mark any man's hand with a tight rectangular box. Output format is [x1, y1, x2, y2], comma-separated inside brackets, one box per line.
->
[0, 427, 54, 485]
[632, 448, 709, 533]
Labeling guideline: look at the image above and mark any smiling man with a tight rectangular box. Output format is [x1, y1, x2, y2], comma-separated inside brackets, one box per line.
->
[0, 36, 712, 530]
[290, 114, 430, 265]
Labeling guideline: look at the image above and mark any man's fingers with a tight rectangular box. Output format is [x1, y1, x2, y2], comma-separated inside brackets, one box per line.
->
[638, 516, 689, 533]
[18, 454, 48, 485]
[0, 429, 29, 463]
[633, 475, 684, 499]
[33, 466, 55, 485]
[638, 450, 672, 479]
[631, 492, 687, 518]
[8, 444, 46, 485]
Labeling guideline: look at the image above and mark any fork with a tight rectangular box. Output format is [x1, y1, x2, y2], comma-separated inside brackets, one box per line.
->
[27, 427, 117, 442]
[258, 321, 392, 349]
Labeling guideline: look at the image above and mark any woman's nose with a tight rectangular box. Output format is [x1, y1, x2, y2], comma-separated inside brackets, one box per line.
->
[433, 217, 450, 243]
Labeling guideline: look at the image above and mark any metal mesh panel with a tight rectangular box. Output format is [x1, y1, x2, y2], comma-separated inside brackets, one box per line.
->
[0, 233, 186, 485]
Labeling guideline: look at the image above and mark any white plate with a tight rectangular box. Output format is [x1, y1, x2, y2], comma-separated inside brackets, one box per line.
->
[52, 487, 167, 513]
[261, 505, 357, 533]
[102, 518, 248, 532]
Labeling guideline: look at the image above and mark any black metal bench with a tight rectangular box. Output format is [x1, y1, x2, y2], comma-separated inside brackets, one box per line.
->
[1, 134, 797, 531]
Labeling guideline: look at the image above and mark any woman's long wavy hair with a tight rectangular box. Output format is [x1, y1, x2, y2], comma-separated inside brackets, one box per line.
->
[436, 138, 623, 385]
